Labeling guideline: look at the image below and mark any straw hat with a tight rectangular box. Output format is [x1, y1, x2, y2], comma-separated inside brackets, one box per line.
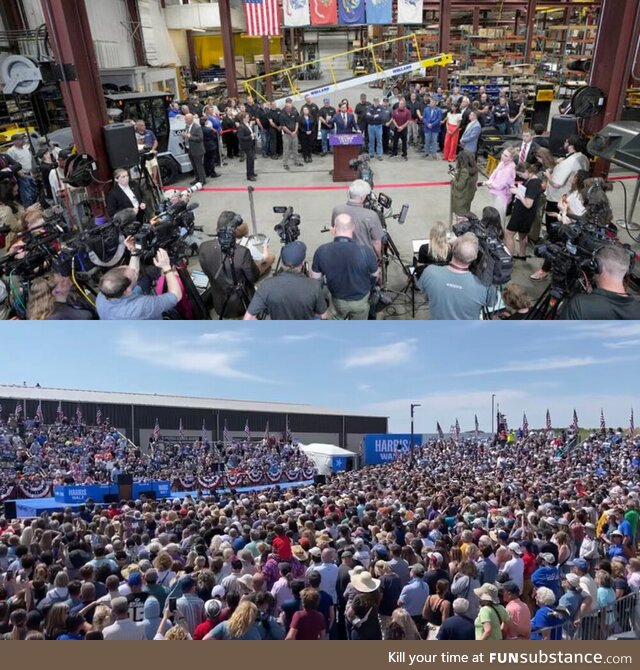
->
[350, 571, 381, 593]
[292, 545, 308, 561]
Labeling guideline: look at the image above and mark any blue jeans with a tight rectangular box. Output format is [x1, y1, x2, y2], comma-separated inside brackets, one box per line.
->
[260, 129, 270, 157]
[424, 131, 439, 157]
[368, 124, 383, 157]
[321, 127, 331, 154]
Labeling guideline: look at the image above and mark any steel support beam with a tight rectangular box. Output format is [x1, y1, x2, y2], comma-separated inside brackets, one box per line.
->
[438, 0, 451, 89]
[473, 7, 480, 33]
[40, 0, 110, 190]
[218, 0, 237, 97]
[586, 0, 640, 175]
[262, 36, 273, 99]
[524, 0, 536, 62]
[125, 0, 145, 67]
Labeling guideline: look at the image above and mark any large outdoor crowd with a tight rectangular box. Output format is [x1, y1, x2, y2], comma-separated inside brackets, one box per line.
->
[0, 418, 638, 641]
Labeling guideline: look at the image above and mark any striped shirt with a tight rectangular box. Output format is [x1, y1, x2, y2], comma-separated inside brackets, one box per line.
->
[176, 593, 205, 635]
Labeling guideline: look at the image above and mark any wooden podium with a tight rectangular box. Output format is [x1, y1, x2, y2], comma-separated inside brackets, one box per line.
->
[330, 133, 364, 182]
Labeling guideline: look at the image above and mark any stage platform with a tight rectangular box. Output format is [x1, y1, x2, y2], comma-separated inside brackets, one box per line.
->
[6, 479, 314, 518]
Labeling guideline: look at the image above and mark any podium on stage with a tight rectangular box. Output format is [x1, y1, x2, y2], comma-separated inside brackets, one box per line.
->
[330, 133, 364, 182]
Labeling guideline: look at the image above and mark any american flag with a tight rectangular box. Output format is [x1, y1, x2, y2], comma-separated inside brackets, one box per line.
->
[600, 409, 606, 433]
[15, 401, 22, 417]
[474, 414, 479, 437]
[96, 408, 102, 425]
[35, 401, 43, 423]
[223, 420, 231, 445]
[244, 420, 251, 442]
[244, 0, 280, 37]
[436, 421, 444, 440]
[76, 405, 83, 425]
[264, 421, 270, 443]
[178, 418, 184, 439]
[56, 401, 63, 422]
[285, 417, 292, 443]
[631, 408, 635, 435]
[153, 417, 160, 441]
[572, 408, 578, 431]
[522, 412, 529, 437]
[455, 418, 460, 439]
[545, 409, 552, 431]
[201, 419, 207, 444]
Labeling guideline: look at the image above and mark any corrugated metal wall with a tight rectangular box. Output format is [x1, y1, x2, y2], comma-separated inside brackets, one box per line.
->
[139, 0, 180, 67]
[21, 0, 44, 29]
[85, 0, 136, 68]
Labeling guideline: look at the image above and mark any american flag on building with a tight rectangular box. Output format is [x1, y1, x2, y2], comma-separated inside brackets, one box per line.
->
[244, 0, 280, 37]
[223, 420, 231, 445]
[96, 408, 102, 425]
[35, 401, 43, 423]
[572, 409, 578, 431]
[600, 409, 606, 433]
[244, 420, 251, 442]
[545, 409, 552, 431]
[152, 417, 160, 442]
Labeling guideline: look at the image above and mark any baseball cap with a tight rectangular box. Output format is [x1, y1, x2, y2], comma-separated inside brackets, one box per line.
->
[539, 553, 556, 564]
[211, 585, 225, 599]
[281, 241, 306, 267]
[309, 546, 322, 557]
[205, 599, 222, 619]
[565, 574, 580, 588]
[507, 542, 523, 555]
[499, 581, 520, 595]
[323, 97, 330, 103]
[11, 133, 26, 141]
[127, 571, 142, 587]
[568, 557, 589, 571]
[180, 576, 195, 591]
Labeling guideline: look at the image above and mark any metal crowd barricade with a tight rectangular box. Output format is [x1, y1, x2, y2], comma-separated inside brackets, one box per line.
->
[535, 591, 639, 640]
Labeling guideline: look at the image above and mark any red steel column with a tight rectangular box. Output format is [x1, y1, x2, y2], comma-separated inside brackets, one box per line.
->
[3, 0, 26, 30]
[126, 0, 145, 67]
[218, 0, 238, 97]
[262, 36, 273, 100]
[40, 0, 110, 184]
[524, 0, 536, 63]
[473, 8, 480, 34]
[438, 0, 451, 89]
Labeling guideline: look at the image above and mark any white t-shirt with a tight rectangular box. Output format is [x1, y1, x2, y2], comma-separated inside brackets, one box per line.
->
[546, 152, 590, 202]
[580, 574, 598, 613]
[502, 556, 524, 591]
[7, 145, 33, 173]
[49, 168, 66, 204]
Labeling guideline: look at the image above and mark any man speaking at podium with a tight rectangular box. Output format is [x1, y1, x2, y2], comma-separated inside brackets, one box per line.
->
[333, 101, 359, 135]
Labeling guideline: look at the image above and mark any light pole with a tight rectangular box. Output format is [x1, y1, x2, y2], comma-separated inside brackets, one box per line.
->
[410, 403, 421, 464]
[491, 394, 496, 435]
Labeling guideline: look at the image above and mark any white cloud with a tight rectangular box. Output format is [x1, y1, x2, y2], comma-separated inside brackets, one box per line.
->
[280, 334, 317, 342]
[455, 355, 632, 377]
[603, 340, 640, 349]
[358, 384, 372, 392]
[343, 340, 416, 368]
[118, 331, 269, 382]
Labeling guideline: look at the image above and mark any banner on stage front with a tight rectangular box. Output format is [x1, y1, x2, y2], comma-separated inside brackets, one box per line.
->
[366, 0, 391, 24]
[284, 0, 311, 27]
[397, 0, 423, 25]
[310, 0, 337, 25]
[362, 433, 424, 465]
[338, 0, 365, 25]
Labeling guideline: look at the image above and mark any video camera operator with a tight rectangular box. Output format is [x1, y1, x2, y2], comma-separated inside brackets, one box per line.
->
[106, 168, 146, 221]
[96, 237, 182, 320]
[331, 179, 384, 259]
[244, 241, 328, 321]
[310, 213, 379, 320]
[419, 232, 497, 320]
[199, 211, 271, 319]
[559, 245, 640, 320]
[26, 274, 94, 321]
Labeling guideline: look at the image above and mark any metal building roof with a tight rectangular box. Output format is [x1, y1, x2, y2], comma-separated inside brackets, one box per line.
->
[0, 384, 384, 419]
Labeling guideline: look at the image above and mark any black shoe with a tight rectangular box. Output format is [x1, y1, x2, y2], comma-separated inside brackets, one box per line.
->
[210, 173, 221, 179]
[248, 176, 257, 182]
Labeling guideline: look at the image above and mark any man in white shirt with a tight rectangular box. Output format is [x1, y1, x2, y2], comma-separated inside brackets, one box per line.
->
[7, 133, 33, 174]
[102, 596, 146, 640]
[501, 543, 525, 593]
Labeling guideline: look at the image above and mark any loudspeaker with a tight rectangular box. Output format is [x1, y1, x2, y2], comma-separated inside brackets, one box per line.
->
[549, 115, 579, 156]
[103, 123, 140, 170]
[116, 473, 133, 502]
[103, 494, 120, 504]
[314, 474, 326, 485]
[3, 501, 17, 519]
[138, 490, 156, 500]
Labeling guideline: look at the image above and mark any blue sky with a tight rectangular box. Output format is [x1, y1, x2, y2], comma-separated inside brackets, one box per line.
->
[0, 322, 638, 433]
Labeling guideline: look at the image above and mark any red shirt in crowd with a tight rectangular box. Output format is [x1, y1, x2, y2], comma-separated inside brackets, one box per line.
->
[290, 609, 326, 640]
[272, 535, 293, 560]
[392, 107, 411, 128]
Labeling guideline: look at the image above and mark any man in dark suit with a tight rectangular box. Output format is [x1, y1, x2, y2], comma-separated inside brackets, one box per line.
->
[182, 113, 206, 186]
[333, 102, 359, 135]
[237, 112, 257, 182]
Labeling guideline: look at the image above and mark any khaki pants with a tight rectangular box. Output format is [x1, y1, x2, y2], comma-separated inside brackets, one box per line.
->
[282, 132, 300, 167]
[331, 294, 370, 320]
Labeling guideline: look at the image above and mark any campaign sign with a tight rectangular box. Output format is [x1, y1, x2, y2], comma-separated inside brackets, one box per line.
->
[53, 481, 172, 504]
[331, 456, 347, 472]
[362, 434, 424, 465]
[329, 134, 363, 147]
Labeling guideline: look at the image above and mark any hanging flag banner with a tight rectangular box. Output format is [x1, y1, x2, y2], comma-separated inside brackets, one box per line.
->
[283, 0, 311, 27]
[397, 0, 423, 25]
[310, 0, 337, 25]
[338, 0, 365, 25]
[244, 0, 281, 37]
[365, 0, 391, 24]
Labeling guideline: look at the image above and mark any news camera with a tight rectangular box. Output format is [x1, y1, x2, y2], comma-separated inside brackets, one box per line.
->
[452, 214, 513, 286]
[349, 153, 374, 188]
[273, 206, 301, 244]
[217, 214, 244, 255]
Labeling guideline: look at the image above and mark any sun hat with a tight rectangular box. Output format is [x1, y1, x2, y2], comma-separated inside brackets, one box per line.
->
[350, 571, 381, 593]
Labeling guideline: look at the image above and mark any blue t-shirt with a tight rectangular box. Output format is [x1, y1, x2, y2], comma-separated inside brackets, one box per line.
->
[96, 286, 178, 320]
[531, 566, 563, 601]
[530, 606, 563, 640]
[211, 621, 262, 640]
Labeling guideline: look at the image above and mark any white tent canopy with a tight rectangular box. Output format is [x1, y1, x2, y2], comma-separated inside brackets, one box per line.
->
[299, 443, 355, 476]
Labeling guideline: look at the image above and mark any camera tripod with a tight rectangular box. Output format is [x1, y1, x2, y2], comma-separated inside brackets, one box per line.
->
[136, 157, 163, 214]
[175, 260, 210, 320]
[380, 223, 417, 318]
[215, 248, 253, 320]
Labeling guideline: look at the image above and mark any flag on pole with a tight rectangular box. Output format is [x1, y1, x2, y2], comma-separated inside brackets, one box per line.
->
[310, 0, 337, 25]
[76, 405, 83, 425]
[244, 420, 251, 442]
[152, 417, 160, 442]
[56, 401, 63, 422]
[522, 412, 529, 437]
[96, 408, 102, 425]
[436, 421, 444, 440]
[545, 409, 552, 431]
[474, 414, 479, 437]
[397, 0, 424, 24]
[15, 401, 22, 418]
[630, 408, 635, 435]
[178, 418, 184, 440]
[338, 0, 365, 24]
[366, 0, 392, 24]
[201, 419, 207, 444]
[455, 418, 460, 439]
[600, 409, 606, 433]
[244, 0, 280, 36]
[572, 409, 578, 431]
[264, 421, 270, 443]
[283, 0, 310, 27]
[285, 417, 292, 443]
[223, 420, 231, 445]
[35, 401, 43, 423]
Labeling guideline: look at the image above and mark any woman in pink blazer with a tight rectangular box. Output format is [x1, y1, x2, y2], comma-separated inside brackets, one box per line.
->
[479, 148, 517, 226]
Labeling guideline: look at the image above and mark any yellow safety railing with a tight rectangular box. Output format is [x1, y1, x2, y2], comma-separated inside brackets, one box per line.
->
[245, 32, 425, 103]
